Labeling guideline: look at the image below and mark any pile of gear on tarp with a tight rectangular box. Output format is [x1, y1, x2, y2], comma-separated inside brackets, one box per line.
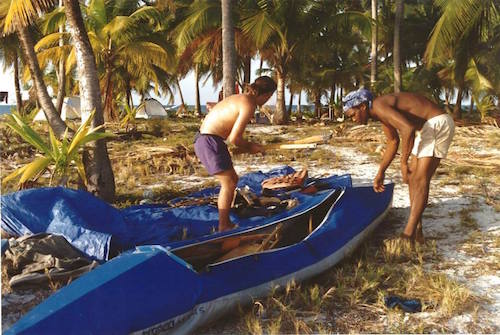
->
[232, 169, 309, 217]
[1, 166, 328, 290]
[2, 234, 99, 289]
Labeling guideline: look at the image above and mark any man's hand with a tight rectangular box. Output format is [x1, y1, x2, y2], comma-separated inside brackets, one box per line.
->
[401, 163, 410, 184]
[249, 143, 265, 154]
[373, 172, 385, 193]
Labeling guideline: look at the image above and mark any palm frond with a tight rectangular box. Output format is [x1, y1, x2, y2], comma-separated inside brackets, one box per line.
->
[118, 41, 172, 72]
[3, 0, 57, 33]
[465, 59, 493, 92]
[87, 0, 108, 32]
[241, 10, 278, 49]
[19, 156, 51, 184]
[425, 0, 486, 66]
[6, 112, 52, 156]
[40, 6, 65, 34]
[35, 32, 68, 51]
[175, 1, 219, 51]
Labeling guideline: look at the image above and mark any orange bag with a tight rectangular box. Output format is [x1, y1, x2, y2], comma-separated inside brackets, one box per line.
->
[261, 169, 308, 191]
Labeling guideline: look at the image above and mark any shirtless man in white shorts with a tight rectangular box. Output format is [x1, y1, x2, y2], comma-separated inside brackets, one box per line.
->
[342, 89, 455, 243]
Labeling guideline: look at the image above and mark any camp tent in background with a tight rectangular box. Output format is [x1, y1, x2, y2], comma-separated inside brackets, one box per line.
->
[135, 98, 168, 119]
[33, 97, 85, 122]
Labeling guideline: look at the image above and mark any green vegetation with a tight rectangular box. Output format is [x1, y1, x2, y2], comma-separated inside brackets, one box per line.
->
[2, 111, 113, 188]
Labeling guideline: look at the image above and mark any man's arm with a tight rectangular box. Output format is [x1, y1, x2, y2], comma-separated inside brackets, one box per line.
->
[227, 107, 263, 153]
[373, 101, 416, 184]
[372, 123, 399, 192]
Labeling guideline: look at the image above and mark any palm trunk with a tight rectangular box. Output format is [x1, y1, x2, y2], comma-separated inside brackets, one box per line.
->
[125, 80, 132, 109]
[370, 0, 378, 89]
[64, 0, 115, 202]
[453, 88, 463, 120]
[55, 58, 66, 115]
[176, 77, 186, 108]
[56, 6, 65, 115]
[243, 56, 251, 84]
[103, 66, 114, 121]
[330, 85, 335, 119]
[195, 65, 201, 115]
[287, 89, 293, 116]
[221, 0, 236, 98]
[314, 92, 321, 119]
[393, 0, 403, 93]
[330, 85, 335, 105]
[17, 26, 68, 137]
[273, 70, 287, 125]
[297, 90, 302, 115]
[103, 37, 116, 121]
[13, 54, 23, 114]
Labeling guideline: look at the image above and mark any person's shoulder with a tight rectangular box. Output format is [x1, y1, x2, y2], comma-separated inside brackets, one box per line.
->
[232, 94, 256, 111]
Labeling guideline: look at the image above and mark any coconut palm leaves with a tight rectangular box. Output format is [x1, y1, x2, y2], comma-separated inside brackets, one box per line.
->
[241, 0, 311, 124]
[425, 0, 498, 66]
[175, 0, 254, 85]
[1, 0, 69, 137]
[2, 0, 56, 34]
[425, 0, 499, 117]
[2, 111, 114, 188]
[34, 0, 176, 120]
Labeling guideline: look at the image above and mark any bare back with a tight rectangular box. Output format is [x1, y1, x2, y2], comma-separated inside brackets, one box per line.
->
[373, 92, 444, 130]
[200, 94, 256, 139]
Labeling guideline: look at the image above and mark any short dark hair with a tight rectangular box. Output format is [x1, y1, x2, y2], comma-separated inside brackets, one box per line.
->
[245, 76, 277, 96]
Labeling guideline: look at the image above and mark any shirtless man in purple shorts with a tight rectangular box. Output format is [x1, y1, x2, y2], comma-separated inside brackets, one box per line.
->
[343, 89, 455, 243]
[194, 76, 277, 232]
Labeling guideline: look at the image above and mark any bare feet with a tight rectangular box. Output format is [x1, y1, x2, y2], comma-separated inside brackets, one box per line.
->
[415, 222, 425, 244]
[399, 232, 416, 250]
[219, 222, 238, 233]
[399, 232, 414, 243]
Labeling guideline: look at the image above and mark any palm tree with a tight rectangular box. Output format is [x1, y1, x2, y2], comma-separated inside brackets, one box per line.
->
[289, 0, 371, 118]
[174, 0, 256, 100]
[425, 0, 499, 119]
[38, 1, 174, 121]
[63, 0, 115, 202]
[1, 0, 69, 137]
[0, 33, 23, 114]
[241, 0, 311, 124]
[36, 5, 67, 114]
[393, 0, 404, 93]
[370, 0, 378, 90]
[221, 0, 236, 98]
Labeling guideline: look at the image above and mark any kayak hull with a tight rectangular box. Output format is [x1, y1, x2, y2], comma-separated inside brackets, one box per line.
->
[6, 183, 393, 335]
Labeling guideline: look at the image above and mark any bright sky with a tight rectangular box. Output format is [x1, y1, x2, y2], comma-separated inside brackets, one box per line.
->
[0, 58, 308, 106]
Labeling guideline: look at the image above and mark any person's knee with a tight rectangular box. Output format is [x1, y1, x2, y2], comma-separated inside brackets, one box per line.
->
[229, 172, 239, 188]
[222, 174, 238, 190]
[412, 172, 428, 187]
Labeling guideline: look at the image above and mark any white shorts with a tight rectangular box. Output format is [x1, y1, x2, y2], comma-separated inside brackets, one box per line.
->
[412, 114, 455, 159]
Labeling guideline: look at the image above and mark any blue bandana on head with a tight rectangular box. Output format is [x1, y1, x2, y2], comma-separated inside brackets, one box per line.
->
[342, 88, 373, 113]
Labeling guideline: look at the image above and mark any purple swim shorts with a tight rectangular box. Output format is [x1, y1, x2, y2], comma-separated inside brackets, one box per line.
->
[194, 133, 233, 175]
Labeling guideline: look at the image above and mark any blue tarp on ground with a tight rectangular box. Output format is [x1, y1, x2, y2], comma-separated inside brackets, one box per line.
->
[1, 167, 352, 261]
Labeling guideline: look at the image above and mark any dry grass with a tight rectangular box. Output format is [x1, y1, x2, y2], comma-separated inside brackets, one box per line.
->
[215, 228, 477, 334]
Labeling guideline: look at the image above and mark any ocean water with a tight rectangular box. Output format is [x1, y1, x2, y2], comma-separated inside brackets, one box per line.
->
[0, 105, 15, 115]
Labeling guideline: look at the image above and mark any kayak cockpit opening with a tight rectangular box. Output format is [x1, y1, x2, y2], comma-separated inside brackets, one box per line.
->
[171, 188, 344, 271]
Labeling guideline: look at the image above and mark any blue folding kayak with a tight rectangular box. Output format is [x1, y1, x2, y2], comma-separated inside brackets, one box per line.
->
[4, 173, 393, 335]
